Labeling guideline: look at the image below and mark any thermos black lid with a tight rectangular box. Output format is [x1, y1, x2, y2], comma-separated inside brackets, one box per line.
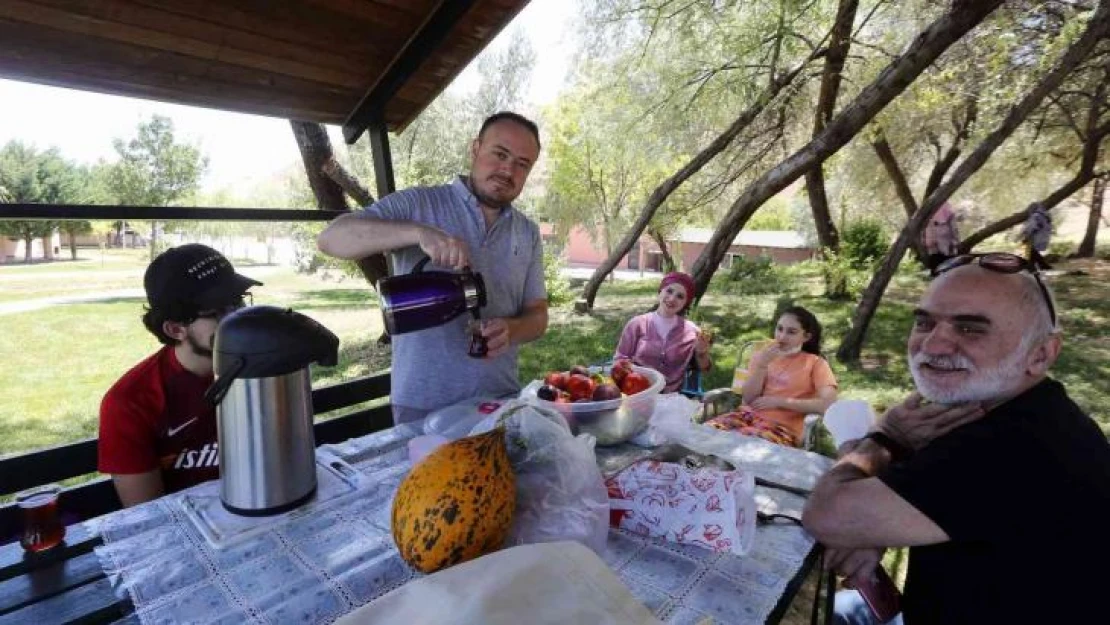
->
[212, 305, 339, 379]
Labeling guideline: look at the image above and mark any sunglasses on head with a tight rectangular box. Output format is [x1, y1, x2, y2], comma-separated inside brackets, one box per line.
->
[931, 253, 1056, 327]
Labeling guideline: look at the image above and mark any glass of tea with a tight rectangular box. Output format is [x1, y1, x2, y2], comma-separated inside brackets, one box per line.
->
[466, 318, 488, 358]
[16, 484, 65, 553]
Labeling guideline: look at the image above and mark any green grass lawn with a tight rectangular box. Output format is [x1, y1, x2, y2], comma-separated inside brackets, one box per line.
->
[525, 258, 1110, 436]
[2, 250, 1108, 460]
[0, 250, 388, 456]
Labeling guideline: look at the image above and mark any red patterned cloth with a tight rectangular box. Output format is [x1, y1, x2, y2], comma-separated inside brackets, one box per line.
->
[705, 406, 800, 447]
[605, 460, 756, 555]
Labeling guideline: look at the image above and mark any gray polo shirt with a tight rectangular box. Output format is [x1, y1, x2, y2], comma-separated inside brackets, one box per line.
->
[360, 176, 546, 416]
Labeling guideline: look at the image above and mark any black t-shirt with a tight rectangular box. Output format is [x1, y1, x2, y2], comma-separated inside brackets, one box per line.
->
[880, 379, 1110, 625]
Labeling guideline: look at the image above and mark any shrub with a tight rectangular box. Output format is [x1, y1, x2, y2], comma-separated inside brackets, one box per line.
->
[817, 247, 869, 300]
[1046, 241, 1072, 262]
[543, 248, 573, 306]
[725, 253, 784, 294]
[840, 220, 890, 269]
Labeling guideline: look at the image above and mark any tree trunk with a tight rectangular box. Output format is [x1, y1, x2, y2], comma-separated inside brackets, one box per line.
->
[837, 3, 1110, 363]
[961, 99, 1110, 252]
[323, 158, 374, 206]
[806, 0, 858, 259]
[22, 234, 32, 262]
[290, 121, 389, 289]
[871, 135, 930, 262]
[647, 228, 675, 273]
[149, 221, 158, 262]
[690, 1, 1004, 297]
[1077, 177, 1106, 257]
[922, 96, 979, 200]
[580, 52, 821, 309]
[69, 232, 77, 260]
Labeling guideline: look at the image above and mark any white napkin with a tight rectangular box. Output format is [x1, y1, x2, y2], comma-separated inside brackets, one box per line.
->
[335, 541, 662, 625]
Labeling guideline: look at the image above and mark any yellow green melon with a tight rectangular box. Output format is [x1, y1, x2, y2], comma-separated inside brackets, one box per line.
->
[391, 428, 516, 573]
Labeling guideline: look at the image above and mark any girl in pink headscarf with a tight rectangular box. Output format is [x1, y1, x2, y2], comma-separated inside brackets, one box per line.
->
[614, 272, 712, 393]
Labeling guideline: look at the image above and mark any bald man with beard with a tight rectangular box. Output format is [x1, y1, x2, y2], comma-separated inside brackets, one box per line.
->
[803, 254, 1110, 625]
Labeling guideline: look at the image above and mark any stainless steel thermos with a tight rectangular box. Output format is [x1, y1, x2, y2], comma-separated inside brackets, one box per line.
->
[205, 306, 339, 516]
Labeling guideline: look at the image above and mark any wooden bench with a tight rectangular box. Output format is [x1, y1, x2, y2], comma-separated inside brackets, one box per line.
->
[0, 372, 393, 543]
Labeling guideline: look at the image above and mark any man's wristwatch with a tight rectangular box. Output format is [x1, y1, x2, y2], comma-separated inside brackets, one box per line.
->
[864, 431, 913, 463]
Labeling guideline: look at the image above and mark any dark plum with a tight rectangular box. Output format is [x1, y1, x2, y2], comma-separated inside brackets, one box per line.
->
[536, 385, 559, 401]
[591, 383, 622, 401]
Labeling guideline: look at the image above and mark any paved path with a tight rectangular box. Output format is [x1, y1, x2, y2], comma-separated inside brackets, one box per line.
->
[0, 289, 146, 316]
[0, 266, 649, 316]
[0, 265, 283, 316]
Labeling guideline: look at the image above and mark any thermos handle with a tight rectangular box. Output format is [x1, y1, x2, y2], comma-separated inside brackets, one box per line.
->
[412, 255, 474, 276]
[204, 357, 247, 407]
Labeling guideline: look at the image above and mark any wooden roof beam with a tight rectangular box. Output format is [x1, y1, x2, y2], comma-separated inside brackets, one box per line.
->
[342, 0, 480, 144]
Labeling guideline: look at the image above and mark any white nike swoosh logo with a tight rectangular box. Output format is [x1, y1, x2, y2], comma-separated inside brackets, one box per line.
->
[167, 418, 198, 437]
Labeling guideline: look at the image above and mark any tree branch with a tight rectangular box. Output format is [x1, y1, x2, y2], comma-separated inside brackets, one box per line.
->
[322, 158, 374, 206]
[690, 1, 1007, 298]
[838, 1, 1110, 362]
[580, 45, 825, 308]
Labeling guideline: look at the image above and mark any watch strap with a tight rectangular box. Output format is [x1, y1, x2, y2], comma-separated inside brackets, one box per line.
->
[865, 431, 913, 463]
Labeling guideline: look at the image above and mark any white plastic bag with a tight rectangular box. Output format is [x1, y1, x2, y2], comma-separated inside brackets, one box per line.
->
[470, 400, 610, 556]
[629, 393, 701, 446]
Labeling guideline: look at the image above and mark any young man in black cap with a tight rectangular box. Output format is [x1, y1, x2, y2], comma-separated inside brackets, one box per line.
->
[98, 244, 261, 507]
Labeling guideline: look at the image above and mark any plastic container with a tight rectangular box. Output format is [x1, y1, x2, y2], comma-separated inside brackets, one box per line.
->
[823, 399, 875, 447]
[424, 397, 508, 440]
[408, 434, 451, 463]
[521, 365, 665, 446]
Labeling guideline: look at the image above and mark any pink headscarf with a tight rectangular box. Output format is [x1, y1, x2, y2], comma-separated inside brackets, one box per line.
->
[659, 272, 696, 314]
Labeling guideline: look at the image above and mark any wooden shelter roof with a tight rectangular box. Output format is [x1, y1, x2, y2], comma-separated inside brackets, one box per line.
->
[0, 0, 529, 142]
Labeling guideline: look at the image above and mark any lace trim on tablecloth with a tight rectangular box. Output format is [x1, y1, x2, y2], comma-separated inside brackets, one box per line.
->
[87, 423, 817, 625]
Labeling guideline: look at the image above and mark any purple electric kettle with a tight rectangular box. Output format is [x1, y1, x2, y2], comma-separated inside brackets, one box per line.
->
[377, 257, 487, 336]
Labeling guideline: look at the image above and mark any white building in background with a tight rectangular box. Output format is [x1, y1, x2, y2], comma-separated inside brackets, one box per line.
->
[0, 232, 62, 263]
[162, 233, 300, 266]
[1, 231, 300, 267]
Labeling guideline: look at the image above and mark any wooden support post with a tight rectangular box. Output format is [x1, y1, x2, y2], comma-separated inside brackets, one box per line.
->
[369, 122, 397, 199]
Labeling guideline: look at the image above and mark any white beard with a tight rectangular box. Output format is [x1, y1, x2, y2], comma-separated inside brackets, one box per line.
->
[909, 344, 1029, 404]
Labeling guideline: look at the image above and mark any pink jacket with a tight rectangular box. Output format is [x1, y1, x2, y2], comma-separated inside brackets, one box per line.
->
[923, 202, 958, 256]
[615, 313, 705, 392]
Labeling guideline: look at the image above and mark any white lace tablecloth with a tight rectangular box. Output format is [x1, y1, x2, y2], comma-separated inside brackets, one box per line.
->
[86, 422, 826, 625]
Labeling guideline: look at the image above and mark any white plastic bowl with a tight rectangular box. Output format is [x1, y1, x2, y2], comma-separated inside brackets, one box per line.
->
[522, 365, 665, 446]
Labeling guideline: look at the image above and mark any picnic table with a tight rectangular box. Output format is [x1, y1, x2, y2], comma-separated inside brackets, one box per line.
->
[0, 419, 834, 625]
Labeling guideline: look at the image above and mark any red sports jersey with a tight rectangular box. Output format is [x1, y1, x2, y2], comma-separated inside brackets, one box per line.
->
[98, 346, 220, 493]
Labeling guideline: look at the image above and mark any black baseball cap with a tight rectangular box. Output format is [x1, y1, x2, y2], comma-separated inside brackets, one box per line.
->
[144, 244, 262, 311]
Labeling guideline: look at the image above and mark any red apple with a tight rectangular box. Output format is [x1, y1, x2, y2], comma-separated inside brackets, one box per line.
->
[620, 372, 652, 396]
[566, 374, 596, 401]
[544, 371, 568, 390]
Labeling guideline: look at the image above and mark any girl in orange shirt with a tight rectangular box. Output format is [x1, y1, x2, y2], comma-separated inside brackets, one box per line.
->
[707, 306, 838, 447]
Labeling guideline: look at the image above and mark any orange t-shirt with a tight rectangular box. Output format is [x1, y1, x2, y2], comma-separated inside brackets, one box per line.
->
[749, 351, 837, 440]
